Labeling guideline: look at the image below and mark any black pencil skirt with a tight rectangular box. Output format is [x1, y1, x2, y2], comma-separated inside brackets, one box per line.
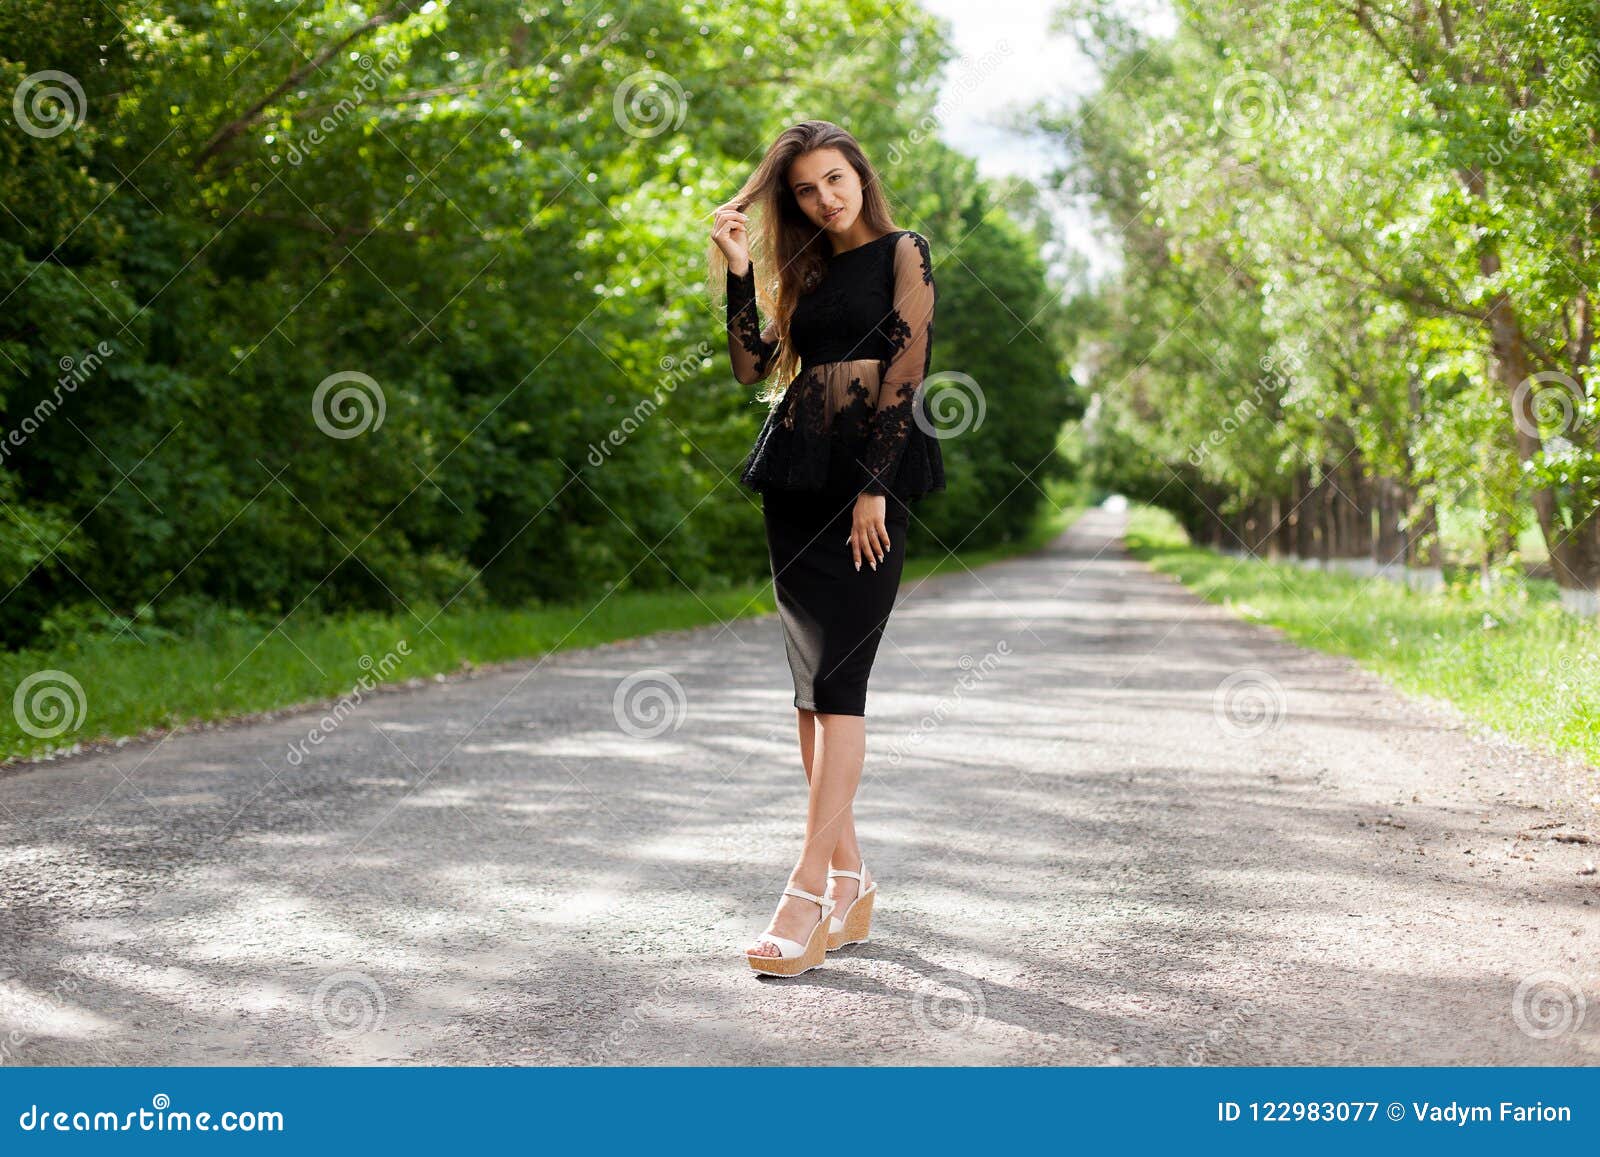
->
[760, 486, 913, 716]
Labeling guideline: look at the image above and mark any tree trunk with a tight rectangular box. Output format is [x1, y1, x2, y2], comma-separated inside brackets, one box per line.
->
[1318, 464, 1336, 562]
[1407, 499, 1439, 567]
[1480, 217, 1600, 597]
[1293, 465, 1316, 560]
[1374, 476, 1408, 569]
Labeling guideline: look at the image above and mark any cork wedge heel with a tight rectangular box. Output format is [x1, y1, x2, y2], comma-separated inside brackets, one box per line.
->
[745, 884, 837, 977]
[824, 863, 877, 951]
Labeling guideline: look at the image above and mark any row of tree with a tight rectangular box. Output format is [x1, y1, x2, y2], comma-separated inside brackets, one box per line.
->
[1053, 0, 1600, 614]
[0, 1, 1076, 652]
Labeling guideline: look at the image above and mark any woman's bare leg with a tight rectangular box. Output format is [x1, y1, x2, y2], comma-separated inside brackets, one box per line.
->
[797, 709, 871, 915]
[747, 710, 869, 955]
[797, 706, 819, 785]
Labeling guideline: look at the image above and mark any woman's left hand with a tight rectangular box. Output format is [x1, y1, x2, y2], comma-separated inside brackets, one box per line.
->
[847, 492, 891, 572]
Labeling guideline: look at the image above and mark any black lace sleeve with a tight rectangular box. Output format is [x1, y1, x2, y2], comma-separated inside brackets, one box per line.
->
[859, 231, 935, 497]
[726, 264, 781, 385]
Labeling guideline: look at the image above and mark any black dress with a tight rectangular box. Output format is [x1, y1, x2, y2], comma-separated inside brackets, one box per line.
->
[725, 229, 944, 715]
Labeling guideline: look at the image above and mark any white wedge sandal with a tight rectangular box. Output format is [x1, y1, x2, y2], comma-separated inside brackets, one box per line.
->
[745, 884, 837, 977]
[825, 861, 877, 951]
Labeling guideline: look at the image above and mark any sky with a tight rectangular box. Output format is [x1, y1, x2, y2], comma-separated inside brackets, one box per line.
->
[918, 0, 1176, 285]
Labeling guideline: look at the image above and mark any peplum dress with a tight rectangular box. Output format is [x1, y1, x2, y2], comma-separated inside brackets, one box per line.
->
[725, 228, 945, 715]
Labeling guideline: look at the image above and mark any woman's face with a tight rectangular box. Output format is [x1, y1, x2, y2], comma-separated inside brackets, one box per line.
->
[787, 147, 862, 234]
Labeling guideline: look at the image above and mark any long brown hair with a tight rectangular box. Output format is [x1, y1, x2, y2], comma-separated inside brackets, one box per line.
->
[708, 120, 899, 405]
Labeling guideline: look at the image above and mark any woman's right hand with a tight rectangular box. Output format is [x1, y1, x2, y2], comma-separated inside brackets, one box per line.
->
[711, 203, 751, 275]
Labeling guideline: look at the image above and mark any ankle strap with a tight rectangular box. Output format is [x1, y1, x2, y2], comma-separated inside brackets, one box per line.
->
[827, 860, 865, 883]
[782, 884, 829, 910]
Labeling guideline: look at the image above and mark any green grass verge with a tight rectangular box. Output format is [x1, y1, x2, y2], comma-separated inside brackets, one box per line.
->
[1, 482, 1089, 764]
[1122, 503, 1600, 774]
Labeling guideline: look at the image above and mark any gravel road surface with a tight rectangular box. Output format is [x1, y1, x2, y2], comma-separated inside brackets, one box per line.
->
[2, 502, 1597, 1066]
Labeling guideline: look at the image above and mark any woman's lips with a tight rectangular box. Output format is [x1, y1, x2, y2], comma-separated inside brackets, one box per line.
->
[824, 209, 842, 221]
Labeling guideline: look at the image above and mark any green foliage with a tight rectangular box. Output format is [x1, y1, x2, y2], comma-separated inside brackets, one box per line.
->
[0, 0, 1077, 661]
[1053, 0, 1600, 576]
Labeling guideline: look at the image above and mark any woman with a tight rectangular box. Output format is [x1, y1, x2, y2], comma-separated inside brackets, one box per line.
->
[708, 120, 945, 976]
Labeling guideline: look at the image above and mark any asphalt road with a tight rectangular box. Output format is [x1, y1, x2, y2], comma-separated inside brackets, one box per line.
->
[2, 502, 1598, 1065]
